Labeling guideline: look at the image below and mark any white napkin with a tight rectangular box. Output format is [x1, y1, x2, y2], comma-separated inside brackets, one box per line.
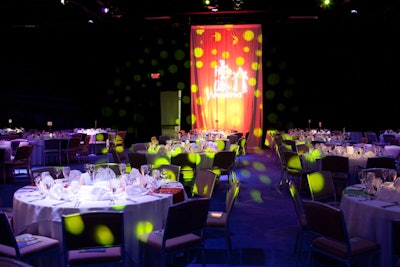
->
[363, 151, 376, 158]
[90, 187, 111, 201]
[94, 167, 116, 181]
[69, 170, 82, 181]
[80, 173, 92, 185]
[126, 185, 148, 197]
[130, 168, 141, 179]
[376, 188, 400, 202]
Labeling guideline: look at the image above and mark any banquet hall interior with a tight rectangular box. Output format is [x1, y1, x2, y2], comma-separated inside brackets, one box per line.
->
[0, 0, 397, 267]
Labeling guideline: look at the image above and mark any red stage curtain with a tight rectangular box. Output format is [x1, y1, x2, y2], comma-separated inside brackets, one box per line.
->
[190, 24, 263, 148]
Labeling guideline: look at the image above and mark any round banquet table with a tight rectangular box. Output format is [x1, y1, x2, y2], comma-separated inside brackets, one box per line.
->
[340, 185, 400, 267]
[13, 184, 175, 266]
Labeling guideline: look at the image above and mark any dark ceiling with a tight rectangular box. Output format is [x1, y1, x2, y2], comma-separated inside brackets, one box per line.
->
[0, 0, 393, 32]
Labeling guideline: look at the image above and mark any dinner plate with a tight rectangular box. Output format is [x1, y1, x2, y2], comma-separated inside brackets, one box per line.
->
[126, 185, 148, 197]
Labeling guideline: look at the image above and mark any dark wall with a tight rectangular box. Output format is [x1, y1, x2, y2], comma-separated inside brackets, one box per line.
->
[0, 12, 396, 147]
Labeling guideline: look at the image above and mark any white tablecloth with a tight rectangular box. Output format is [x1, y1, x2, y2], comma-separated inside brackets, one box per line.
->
[13, 184, 174, 265]
[341, 187, 400, 267]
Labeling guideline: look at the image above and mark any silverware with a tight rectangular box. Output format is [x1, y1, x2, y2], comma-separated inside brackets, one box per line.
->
[52, 199, 71, 206]
[382, 202, 399, 208]
[28, 196, 46, 202]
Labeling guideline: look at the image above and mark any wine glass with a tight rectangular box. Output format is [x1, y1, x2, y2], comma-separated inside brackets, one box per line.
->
[41, 172, 54, 196]
[34, 176, 45, 197]
[109, 177, 119, 205]
[69, 177, 81, 206]
[119, 163, 126, 175]
[140, 165, 149, 176]
[54, 168, 61, 180]
[63, 166, 71, 182]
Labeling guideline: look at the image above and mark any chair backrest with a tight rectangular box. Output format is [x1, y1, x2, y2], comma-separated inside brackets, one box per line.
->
[158, 135, 171, 145]
[365, 131, 378, 143]
[111, 147, 121, 163]
[115, 131, 127, 146]
[94, 163, 121, 176]
[43, 138, 60, 151]
[213, 150, 236, 170]
[303, 200, 348, 243]
[13, 145, 33, 162]
[383, 134, 396, 144]
[163, 198, 210, 242]
[158, 164, 181, 181]
[131, 143, 147, 152]
[237, 137, 247, 155]
[32, 166, 64, 180]
[192, 169, 217, 198]
[226, 180, 240, 214]
[392, 219, 400, 266]
[61, 211, 125, 258]
[127, 152, 148, 170]
[288, 180, 305, 228]
[321, 155, 349, 173]
[283, 150, 302, 172]
[366, 156, 396, 169]
[226, 135, 238, 146]
[67, 137, 81, 149]
[307, 171, 337, 204]
[171, 153, 199, 180]
[282, 139, 297, 153]
[0, 211, 21, 258]
[95, 132, 109, 143]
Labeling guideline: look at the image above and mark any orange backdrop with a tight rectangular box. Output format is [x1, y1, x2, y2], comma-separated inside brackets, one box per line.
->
[190, 24, 263, 148]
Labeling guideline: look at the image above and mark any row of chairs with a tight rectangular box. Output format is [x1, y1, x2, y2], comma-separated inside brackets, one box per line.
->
[0, 180, 241, 267]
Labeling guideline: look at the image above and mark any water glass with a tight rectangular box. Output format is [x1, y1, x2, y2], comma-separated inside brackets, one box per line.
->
[63, 166, 71, 182]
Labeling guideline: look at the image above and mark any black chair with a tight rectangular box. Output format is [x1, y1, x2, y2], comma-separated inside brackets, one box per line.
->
[303, 200, 380, 267]
[61, 211, 125, 267]
[392, 219, 400, 267]
[138, 198, 210, 267]
[0, 211, 60, 266]
[171, 153, 199, 187]
[366, 156, 396, 169]
[206, 180, 240, 264]
[288, 180, 308, 266]
[321, 155, 350, 196]
[209, 150, 236, 184]
[42, 138, 61, 166]
[127, 151, 148, 170]
[3, 145, 34, 184]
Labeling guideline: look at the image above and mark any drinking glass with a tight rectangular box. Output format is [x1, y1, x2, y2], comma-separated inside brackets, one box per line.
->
[54, 168, 61, 179]
[140, 165, 149, 176]
[63, 166, 71, 182]
[119, 163, 126, 175]
[69, 176, 81, 205]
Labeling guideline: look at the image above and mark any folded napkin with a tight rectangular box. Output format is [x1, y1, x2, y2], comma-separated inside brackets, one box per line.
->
[80, 173, 92, 185]
[376, 188, 400, 202]
[69, 170, 82, 181]
[363, 151, 376, 158]
[94, 167, 116, 181]
[89, 187, 111, 201]
[126, 185, 148, 197]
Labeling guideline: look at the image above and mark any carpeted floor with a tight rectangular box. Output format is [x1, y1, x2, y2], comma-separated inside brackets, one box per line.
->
[1, 148, 340, 267]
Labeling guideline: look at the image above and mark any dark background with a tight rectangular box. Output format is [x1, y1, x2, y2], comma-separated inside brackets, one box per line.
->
[0, 0, 397, 147]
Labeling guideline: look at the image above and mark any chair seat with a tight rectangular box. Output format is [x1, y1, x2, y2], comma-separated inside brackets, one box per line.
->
[139, 231, 203, 252]
[67, 247, 123, 265]
[206, 212, 228, 227]
[0, 235, 59, 258]
[313, 235, 380, 259]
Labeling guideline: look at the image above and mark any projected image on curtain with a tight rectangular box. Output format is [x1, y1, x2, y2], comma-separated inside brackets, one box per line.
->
[190, 24, 263, 148]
